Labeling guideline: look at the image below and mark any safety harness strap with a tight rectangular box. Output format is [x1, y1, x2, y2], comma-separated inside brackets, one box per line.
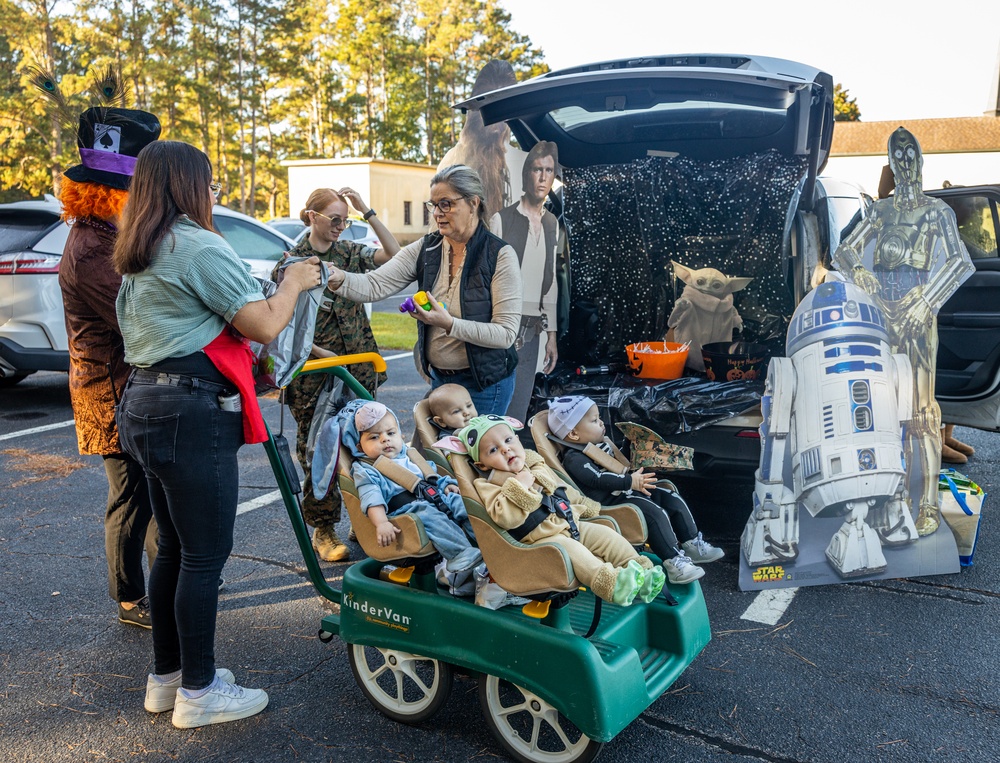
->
[366, 453, 449, 514]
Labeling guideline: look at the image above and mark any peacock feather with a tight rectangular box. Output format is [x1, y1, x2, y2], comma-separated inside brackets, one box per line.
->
[27, 64, 79, 130]
[88, 64, 129, 109]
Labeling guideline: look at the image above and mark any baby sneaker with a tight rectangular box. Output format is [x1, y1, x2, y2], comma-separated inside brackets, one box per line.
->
[664, 552, 705, 584]
[637, 564, 666, 603]
[681, 533, 725, 564]
[611, 559, 645, 606]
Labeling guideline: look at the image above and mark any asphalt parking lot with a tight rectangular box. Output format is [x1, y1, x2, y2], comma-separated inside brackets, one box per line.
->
[1, 359, 998, 763]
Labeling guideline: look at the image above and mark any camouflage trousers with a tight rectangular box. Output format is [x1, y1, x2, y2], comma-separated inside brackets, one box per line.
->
[285, 358, 384, 531]
[287, 373, 342, 531]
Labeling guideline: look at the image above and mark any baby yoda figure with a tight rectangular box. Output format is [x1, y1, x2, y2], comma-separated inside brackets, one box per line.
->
[667, 261, 753, 371]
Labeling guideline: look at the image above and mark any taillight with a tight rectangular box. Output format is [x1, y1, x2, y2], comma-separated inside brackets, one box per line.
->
[735, 429, 760, 439]
[0, 252, 61, 274]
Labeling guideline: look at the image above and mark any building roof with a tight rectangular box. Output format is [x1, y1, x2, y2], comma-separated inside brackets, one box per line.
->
[280, 157, 434, 169]
[831, 116, 1000, 156]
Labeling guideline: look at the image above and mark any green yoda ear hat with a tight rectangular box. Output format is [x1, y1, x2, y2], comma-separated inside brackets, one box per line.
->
[434, 414, 523, 463]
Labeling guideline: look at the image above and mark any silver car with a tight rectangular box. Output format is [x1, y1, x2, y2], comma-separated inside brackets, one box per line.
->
[0, 199, 294, 385]
[291, 217, 382, 248]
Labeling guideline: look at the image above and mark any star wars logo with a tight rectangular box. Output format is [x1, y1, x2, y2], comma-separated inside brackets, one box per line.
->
[752, 565, 787, 583]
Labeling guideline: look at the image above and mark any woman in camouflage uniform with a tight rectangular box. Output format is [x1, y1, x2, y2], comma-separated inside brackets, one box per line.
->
[278, 188, 400, 562]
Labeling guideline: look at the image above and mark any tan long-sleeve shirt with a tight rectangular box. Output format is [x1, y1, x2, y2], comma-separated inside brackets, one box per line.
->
[336, 233, 522, 371]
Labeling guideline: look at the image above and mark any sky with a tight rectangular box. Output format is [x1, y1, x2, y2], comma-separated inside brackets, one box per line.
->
[498, 0, 1000, 123]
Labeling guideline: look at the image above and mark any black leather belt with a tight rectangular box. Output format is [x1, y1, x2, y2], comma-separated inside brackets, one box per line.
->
[131, 370, 232, 394]
[432, 366, 470, 377]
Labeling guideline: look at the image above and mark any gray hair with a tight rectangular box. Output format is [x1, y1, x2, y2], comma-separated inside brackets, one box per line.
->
[431, 164, 488, 224]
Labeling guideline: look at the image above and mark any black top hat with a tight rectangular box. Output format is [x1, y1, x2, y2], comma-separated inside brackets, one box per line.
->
[64, 107, 161, 191]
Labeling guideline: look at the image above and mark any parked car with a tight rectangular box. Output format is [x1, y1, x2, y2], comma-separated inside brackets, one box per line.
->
[266, 216, 307, 240]
[292, 217, 382, 248]
[0, 200, 294, 385]
[456, 54, 1000, 478]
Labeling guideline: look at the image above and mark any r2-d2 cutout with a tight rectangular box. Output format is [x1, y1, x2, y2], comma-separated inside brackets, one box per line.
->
[741, 279, 919, 578]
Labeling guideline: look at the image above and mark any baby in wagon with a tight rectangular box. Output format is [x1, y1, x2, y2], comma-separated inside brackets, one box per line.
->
[343, 400, 482, 572]
[426, 383, 478, 438]
[438, 415, 666, 606]
[547, 396, 724, 584]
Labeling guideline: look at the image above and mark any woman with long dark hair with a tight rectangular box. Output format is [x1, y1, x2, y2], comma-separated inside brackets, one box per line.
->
[114, 140, 321, 728]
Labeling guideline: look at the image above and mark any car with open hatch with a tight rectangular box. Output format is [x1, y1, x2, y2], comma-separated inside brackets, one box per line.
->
[455, 53, 1000, 480]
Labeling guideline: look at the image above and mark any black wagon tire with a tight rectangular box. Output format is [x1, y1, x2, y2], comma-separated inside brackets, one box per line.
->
[478, 673, 604, 763]
[346, 642, 453, 724]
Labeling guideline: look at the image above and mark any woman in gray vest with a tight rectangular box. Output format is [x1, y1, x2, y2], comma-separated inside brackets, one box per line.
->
[327, 164, 522, 415]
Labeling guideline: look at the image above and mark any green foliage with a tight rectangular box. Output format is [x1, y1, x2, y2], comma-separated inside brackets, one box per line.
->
[834, 83, 861, 122]
[0, 0, 547, 213]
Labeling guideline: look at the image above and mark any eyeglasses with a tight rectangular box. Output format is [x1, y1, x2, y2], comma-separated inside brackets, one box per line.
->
[424, 197, 466, 214]
[312, 211, 352, 229]
[209, 182, 222, 199]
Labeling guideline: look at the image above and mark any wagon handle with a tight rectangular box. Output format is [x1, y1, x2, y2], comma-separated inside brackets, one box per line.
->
[295, 353, 388, 400]
[264, 352, 386, 609]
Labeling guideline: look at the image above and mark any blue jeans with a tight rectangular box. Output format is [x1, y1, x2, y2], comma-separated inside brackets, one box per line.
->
[429, 368, 516, 417]
[388, 490, 474, 561]
[117, 374, 243, 690]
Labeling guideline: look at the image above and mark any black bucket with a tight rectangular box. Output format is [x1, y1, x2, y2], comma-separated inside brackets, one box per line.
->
[701, 341, 771, 382]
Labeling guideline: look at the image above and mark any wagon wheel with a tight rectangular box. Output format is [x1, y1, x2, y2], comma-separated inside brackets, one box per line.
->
[478, 673, 604, 763]
[347, 643, 453, 724]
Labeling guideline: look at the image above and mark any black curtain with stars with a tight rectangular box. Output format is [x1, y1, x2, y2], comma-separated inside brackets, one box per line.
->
[562, 150, 808, 364]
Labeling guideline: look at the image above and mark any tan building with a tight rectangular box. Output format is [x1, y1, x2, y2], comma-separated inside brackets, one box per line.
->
[282, 158, 435, 245]
[825, 116, 1000, 194]
[825, 50, 1000, 193]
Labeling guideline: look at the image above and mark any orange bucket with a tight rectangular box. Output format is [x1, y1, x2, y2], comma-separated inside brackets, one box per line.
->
[625, 341, 689, 380]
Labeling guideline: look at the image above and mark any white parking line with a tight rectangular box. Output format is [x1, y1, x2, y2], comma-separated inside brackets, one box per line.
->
[6, 355, 412, 505]
[740, 587, 798, 625]
[237, 489, 285, 515]
[0, 419, 76, 442]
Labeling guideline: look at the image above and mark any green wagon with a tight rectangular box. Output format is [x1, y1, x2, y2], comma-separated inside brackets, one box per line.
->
[263, 356, 711, 763]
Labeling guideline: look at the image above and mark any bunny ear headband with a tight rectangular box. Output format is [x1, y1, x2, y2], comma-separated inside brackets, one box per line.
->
[433, 414, 522, 463]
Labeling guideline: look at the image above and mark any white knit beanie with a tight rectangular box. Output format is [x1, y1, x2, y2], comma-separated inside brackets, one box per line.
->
[548, 396, 595, 439]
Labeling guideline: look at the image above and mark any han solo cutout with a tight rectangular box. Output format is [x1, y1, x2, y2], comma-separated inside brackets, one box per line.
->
[490, 141, 560, 422]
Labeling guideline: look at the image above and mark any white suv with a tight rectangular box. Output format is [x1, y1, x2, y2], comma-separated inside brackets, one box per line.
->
[0, 199, 294, 385]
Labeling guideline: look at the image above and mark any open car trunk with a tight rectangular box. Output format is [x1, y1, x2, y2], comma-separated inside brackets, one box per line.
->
[561, 150, 806, 365]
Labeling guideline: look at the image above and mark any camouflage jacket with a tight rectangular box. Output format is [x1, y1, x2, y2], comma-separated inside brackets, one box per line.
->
[276, 236, 386, 395]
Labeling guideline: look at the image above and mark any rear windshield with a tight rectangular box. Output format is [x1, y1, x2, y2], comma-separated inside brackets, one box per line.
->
[0, 211, 61, 254]
[551, 102, 788, 144]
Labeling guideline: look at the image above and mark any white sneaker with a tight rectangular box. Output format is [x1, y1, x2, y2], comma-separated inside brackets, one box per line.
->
[171, 677, 269, 728]
[681, 533, 725, 564]
[144, 668, 235, 713]
[665, 553, 705, 584]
